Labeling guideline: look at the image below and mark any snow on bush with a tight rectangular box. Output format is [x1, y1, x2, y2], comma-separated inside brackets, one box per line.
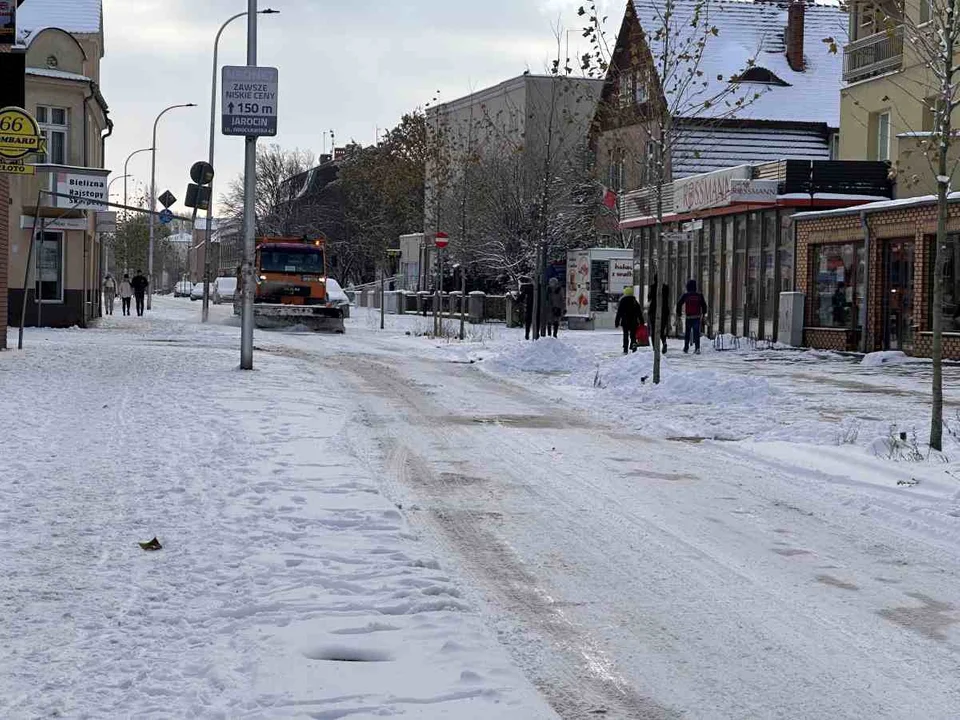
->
[491, 338, 588, 374]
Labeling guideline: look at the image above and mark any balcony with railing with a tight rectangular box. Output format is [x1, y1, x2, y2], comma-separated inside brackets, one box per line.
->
[843, 26, 904, 84]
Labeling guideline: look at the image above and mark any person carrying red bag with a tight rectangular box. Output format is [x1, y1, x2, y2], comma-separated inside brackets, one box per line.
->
[615, 287, 644, 354]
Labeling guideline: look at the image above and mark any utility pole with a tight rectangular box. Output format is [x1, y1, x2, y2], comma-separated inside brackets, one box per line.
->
[239, 0, 258, 370]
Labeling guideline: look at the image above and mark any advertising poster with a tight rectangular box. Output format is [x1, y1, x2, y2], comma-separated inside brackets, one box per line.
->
[0, 1, 15, 45]
[590, 260, 609, 312]
[566, 250, 590, 316]
[608, 258, 633, 296]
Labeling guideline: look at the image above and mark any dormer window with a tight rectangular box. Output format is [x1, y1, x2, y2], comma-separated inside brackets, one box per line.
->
[731, 66, 790, 86]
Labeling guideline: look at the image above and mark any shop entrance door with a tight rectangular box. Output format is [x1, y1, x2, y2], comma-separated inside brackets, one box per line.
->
[883, 240, 915, 350]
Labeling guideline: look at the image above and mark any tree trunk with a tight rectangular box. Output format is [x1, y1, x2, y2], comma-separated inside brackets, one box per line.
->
[930, 8, 954, 452]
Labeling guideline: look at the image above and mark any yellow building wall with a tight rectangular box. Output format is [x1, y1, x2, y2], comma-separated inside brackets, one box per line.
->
[5, 28, 108, 324]
[839, 0, 960, 196]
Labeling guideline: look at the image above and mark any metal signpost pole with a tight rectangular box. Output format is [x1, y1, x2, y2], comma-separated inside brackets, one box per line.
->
[380, 263, 385, 330]
[148, 104, 195, 309]
[240, 0, 258, 370]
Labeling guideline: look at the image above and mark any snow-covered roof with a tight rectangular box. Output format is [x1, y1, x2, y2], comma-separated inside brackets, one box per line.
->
[17, 0, 102, 38]
[794, 192, 960, 220]
[673, 121, 830, 177]
[166, 233, 194, 245]
[25, 67, 91, 82]
[631, 0, 847, 127]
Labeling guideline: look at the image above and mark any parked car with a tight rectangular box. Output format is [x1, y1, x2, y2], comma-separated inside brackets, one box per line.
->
[190, 282, 205, 301]
[213, 276, 238, 304]
[174, 279, 192, 297]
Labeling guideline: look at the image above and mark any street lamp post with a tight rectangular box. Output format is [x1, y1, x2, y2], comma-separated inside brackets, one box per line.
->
[120, 148, 152, 274]
[147, 102, 196, 310]
[123, 147, 152, 211]
[202, 7, 278, 323]
[103, 174, 130, 275]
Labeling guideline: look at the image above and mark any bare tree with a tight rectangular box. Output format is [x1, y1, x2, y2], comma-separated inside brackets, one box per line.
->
[113, 191, 173, 279]
[220, 144, 315, 236]
[581, 0, 765, 382]
[427, 46, 607, 321]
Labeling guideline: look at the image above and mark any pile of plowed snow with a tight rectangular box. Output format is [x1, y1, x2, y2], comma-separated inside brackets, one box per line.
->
[572, 351, 774, 408]
[490, 337, 588, 374]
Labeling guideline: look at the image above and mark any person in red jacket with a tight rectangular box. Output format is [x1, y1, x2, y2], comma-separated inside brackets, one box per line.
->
[676, 279, 708, 354]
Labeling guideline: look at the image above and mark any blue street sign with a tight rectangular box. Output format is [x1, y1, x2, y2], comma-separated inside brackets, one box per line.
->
[159, 208, 174, 225]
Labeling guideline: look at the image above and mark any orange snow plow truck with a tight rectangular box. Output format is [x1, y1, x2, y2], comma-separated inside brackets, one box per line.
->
[233, 236, 345, 333]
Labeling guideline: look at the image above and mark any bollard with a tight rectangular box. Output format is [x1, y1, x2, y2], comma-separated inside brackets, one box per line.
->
[469, 291, 485, 324]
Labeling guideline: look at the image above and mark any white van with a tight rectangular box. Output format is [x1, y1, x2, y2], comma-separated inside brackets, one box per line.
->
[213, 276, 238, 304]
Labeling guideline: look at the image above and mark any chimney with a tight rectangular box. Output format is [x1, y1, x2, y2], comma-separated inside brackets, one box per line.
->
[786, 0, 805, 72]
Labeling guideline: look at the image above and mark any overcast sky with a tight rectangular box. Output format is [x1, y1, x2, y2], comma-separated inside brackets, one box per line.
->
[100, 0, 613, 217]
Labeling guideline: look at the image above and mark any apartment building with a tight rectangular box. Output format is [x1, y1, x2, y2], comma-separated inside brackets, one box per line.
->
[422, 74, 603, 289]
[840, 0, 957, 195]
[6, 0, 111, 328]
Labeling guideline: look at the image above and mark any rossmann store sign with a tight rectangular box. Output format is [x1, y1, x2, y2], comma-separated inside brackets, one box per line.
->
[673, 165, 777, 214]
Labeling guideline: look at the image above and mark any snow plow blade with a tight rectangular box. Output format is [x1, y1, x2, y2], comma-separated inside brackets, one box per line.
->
[253, 304, 345, 333]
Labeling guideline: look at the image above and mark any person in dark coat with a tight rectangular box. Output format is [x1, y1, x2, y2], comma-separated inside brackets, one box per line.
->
[519, 277, 534, 340]
[615, 286, 644, 354]
[546, 277, 564, 338]
[131, 270, 149, 316]
[676, 279, 709, 354]
[648, 280, 670, 355]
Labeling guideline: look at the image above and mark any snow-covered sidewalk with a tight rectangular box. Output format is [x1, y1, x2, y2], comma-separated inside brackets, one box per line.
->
[0, 302, 554, 719]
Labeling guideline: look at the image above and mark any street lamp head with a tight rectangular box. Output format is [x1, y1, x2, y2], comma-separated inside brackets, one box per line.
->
[260, 8, 280, 14]
[186, 103, 198, 107]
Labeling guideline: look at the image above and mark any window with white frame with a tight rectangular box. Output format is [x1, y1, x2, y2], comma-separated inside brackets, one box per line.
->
[36, 106, 68, 165]
[875, 111, 890, 162]
[36, 230, 64, 303]
[634, 70, 648, 104]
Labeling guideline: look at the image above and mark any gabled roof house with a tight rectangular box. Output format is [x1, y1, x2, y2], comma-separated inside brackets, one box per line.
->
[592, 0, 849, 190]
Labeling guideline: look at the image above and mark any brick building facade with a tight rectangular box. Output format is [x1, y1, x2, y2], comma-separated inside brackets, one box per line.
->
[795, 197, 960, 359]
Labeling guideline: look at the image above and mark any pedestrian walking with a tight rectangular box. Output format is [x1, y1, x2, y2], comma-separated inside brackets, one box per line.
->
[131, 270, 149, 317]
[519, 277, 534, 340]
[547, 277, 564, 338]
[648, 281, 670, 355]
[103, 274, 117, 316]
[676, 279, 709, 354]
[118, 273, 133, 316]
[615, 286, 644, 354]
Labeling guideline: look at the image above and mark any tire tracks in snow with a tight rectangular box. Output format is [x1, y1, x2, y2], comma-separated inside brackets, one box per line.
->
[335, 350, 960, 720]
[343, 356, 679, 720]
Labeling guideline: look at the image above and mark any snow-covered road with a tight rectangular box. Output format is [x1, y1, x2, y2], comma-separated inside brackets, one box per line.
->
[4, 299, 960, 718]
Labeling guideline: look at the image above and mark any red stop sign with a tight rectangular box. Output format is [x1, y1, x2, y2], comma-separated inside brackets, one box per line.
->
[434, 231, 449, 249]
